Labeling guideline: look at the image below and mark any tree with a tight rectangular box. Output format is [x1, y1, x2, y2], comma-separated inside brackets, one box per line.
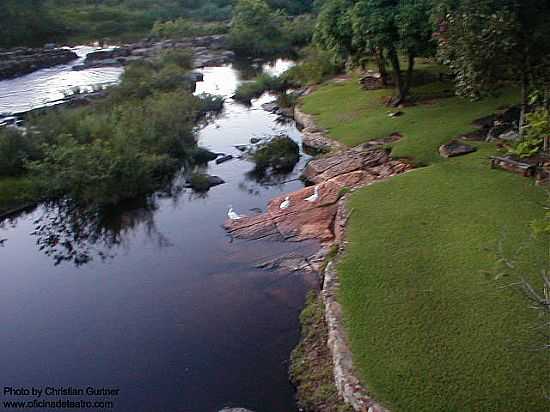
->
[437, 0, 550, 134]
[314, 0, 434, 104]
[352, 0, 434, 105]
[314, 0, 355, 62]
[229, 0, 288, 56]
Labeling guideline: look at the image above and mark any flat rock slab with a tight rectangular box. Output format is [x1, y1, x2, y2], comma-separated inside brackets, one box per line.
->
[225, 148, 412, 243]
[302, 148, 391, 184]
[439, 141, 477, 158]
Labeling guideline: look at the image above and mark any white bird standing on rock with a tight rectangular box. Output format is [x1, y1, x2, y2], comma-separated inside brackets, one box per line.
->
[280, 196, 291, 210]
[227, 205, 245, 220]
[305, 186, 320, 203]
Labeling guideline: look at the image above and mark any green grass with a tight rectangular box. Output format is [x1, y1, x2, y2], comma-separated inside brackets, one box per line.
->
[0, 176, 35, 215]
[302, 72, 549, 411]
[302, 79, 518, 166]
[339, 150, 548, 411]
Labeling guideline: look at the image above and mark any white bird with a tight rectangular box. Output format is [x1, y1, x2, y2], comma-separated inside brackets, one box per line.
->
[227, 205, 245, 220]
[305, 186, 320, 203]
[280, 196, 291, 210]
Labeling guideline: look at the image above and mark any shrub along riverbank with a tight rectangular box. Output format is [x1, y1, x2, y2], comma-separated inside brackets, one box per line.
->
[301, 70, 549, 411]
[0, 50, 222, 214]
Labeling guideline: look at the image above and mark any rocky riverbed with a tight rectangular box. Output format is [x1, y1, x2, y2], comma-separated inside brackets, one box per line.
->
[0, 47, 78, 80]
[73, 35, 235, 71]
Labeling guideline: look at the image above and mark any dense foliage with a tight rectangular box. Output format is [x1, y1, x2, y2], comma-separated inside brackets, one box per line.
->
[509, 108, 550, 158]
[0, 0, 318, 47]
[250, 135, 300, 172]
[283, 46, 344, 85]
[0, 53, 221, 206]
[229, 0, 314, 56]
[150, 18, 228, 39]
[233, 73, 286, 103]
[314, 0, 434, 104]
[437, 0, 550, 131]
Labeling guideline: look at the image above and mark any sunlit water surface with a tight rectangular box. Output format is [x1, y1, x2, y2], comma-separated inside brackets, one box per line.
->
[0, 55, 316, 412]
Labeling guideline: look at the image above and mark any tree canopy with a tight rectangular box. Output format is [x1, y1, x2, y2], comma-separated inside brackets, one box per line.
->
[437, 0, 550, 129]
[314, 0, 434, 104]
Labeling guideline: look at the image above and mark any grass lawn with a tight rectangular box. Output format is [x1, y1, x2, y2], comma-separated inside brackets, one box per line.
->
[302, 79, 518, 166]
[0, 176, 35, 215]
[301, 75, 549, 411]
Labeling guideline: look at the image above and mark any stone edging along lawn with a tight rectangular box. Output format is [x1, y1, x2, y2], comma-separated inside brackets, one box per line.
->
[295, 75, 549, 412]
[294, 107, 395, 412]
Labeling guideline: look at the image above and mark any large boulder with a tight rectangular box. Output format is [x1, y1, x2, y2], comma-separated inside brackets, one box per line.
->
[302, 148, 391, 184]
[359, 71, 385, 90]
[439, 140, 477, 158]
[186, 174, 225, 191]
[84, 48, 131, 62]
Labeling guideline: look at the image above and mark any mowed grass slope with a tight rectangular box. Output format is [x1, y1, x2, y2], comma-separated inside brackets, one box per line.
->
[301, 76, 549, 411]
[302, 79, 518, 166]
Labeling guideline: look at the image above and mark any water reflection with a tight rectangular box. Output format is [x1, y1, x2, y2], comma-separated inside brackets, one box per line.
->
[0, 57, 309, 412]
[30, 198, 171, 266]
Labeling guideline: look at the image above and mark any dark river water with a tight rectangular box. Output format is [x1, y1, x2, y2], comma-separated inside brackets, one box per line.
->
[0, 53, 317, 412]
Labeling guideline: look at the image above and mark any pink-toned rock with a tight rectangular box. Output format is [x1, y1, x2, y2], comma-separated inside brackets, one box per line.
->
[303, 149, 390, 184]
[225, 146, 413, 244]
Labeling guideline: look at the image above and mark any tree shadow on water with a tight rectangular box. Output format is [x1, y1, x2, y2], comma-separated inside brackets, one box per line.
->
[31, 197, 172, 267]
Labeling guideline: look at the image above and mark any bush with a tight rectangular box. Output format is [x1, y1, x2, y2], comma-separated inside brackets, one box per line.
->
[7, 47, 215, 208]
[190, 147, 218, 164]
[0, 128, 41, 176]
[151, 18, 228, 39]
[197, 93, 225, 113]
[28, 138, 177, 206]
[509, 108, 550, 158]
[158, 49, 194, 70]
[283, 47, 344, 85]
[251, 135, 300, 172]
[229, 0, 290, 56]
[234, 74, 285, 102]
[188, 173, 212, 192]
[111, 91, 199, 159]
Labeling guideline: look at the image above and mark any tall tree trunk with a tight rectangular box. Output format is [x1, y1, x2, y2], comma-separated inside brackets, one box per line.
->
[388, 47, 403, 106]
[402, 53, 416, 100]
[376, 49, 388, 86]
[519, 69, 529, 138]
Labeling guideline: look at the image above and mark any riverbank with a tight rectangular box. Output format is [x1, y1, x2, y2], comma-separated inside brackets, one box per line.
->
[297, 75, 548, 411]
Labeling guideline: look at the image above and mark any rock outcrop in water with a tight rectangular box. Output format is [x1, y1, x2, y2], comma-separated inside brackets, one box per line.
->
[224, 147, 412, 246]
[73, 35, 235, 71]
[0, 47, 78, 80]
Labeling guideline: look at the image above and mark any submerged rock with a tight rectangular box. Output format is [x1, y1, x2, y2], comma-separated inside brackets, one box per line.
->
[186, 174, 225, 191]
[216, 154, 234, 164]
[250, 136, 300, 172]
[261, 101, 280, 113]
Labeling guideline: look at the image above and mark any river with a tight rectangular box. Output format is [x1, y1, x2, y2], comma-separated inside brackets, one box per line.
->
[0, 51, 316, 412]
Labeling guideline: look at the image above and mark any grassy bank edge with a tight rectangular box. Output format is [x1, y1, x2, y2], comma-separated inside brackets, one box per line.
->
[290, 291, 354, 412]
[298, 73, 549, 411]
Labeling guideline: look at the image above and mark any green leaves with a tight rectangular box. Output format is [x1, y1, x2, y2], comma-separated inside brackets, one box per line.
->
[509, 108, 550, 158]
[438, 0, 550, 99]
